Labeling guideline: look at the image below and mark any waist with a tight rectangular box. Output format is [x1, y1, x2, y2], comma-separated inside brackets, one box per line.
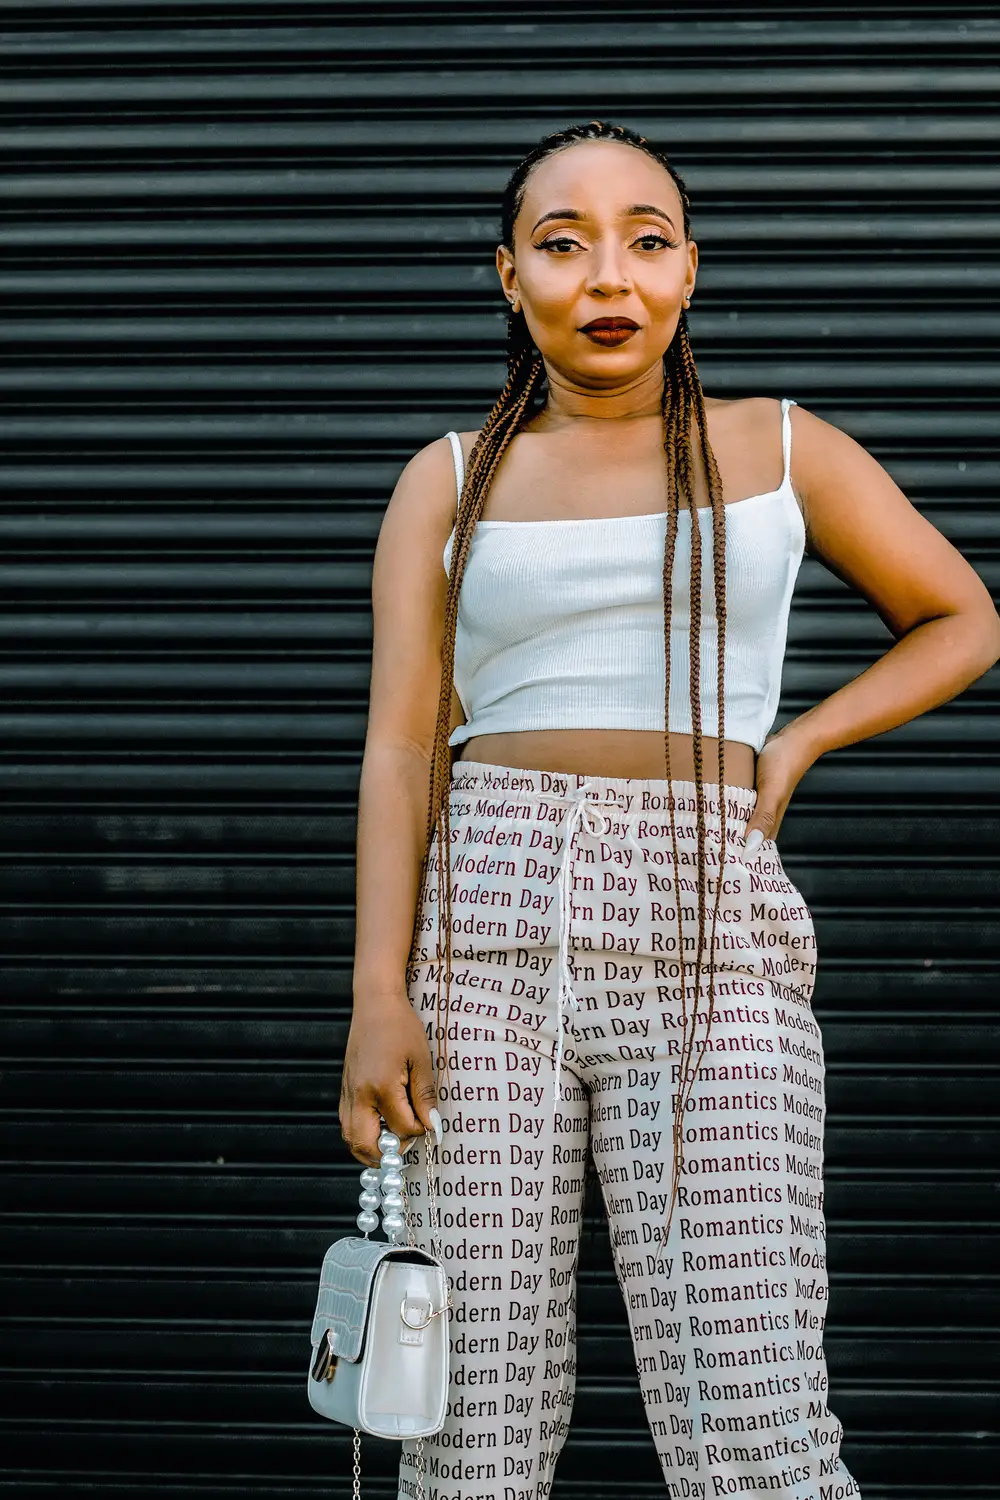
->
[448, 756, 760, 816]
[454, 729, 758, 790]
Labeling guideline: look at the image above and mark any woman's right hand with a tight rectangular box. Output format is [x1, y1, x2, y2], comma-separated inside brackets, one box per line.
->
[338, 990, 440, 1167]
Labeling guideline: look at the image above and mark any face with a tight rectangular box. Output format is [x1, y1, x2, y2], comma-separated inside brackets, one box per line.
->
[496, 139, 698, 387]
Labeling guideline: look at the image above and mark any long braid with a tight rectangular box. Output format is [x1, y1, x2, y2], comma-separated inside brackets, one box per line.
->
[405, 121, 729, 1255]
[407, 313, 545, 1081]
[657, 340, 695, 1229]
[660, 316, 729, 1247]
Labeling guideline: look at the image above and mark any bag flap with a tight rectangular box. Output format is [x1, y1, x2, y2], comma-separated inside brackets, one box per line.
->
[310, 1237, 439, 1362]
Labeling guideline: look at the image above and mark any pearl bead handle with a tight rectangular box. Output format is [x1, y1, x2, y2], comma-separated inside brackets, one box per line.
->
[355, 1125, 409, 1243]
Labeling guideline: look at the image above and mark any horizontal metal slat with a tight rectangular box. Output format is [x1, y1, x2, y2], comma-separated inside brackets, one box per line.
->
[3, 65, 999, 105]
[2, 19, 997, 60]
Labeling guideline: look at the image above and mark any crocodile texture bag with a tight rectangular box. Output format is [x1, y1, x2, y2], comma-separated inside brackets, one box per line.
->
[307, 1124, 451, 1497]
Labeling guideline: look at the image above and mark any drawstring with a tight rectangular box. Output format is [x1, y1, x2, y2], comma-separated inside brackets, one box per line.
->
[547, 782, 646, 1481]
[553, 782, 648, 1115]
[554, 782, 610, 1114]
[623, 821, 646, 869]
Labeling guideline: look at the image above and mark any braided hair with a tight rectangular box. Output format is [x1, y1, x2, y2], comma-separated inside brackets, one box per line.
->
[407, 120, 730, 1250]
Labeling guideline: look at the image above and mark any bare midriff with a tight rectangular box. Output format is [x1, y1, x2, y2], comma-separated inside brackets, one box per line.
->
[456, 729, 757, 790]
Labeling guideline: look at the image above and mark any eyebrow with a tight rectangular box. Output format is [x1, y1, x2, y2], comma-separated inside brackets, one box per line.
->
[530, 203, 677, 235]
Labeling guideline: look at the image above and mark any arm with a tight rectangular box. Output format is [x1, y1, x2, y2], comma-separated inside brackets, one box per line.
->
[339, 435, 462, 1166]
[747, 405, 1000, 843]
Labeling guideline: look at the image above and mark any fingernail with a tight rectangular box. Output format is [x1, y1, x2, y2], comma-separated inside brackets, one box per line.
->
[429, 1107, 444, 1146]
[743, 829, 764, 858]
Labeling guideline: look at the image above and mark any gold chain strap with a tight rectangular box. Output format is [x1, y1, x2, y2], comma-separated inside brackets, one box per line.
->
[401, 1123, 452, 1498]
[345, 1123, 451, 1500]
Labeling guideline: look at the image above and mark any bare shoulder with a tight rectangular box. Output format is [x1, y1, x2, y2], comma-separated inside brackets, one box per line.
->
[781, 400, 906, 540]
[371, 434, 462, 629]
[704, 394, 787, 456]
[387, 433, 461, 519]
[376, 433, 463, 561]
[778, 403, 998, 640]
[705, 394, 782, 425]
[454, 429, 484, 468]
[365, 435, 465, 758]
[702, 395, 793, 506]
[709, 398, 886, 544]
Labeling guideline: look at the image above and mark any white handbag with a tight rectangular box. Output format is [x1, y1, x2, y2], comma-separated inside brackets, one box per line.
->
[307, 1124, 451, 1497]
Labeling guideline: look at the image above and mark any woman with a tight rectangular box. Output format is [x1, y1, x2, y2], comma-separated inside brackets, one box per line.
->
[340, 121, 1000, 1500]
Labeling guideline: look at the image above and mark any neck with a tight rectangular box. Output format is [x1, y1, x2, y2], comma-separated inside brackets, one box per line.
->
[536, 357, 665, 428]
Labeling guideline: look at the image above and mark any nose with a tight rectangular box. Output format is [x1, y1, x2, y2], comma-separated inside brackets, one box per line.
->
[584, 236, 632, 298]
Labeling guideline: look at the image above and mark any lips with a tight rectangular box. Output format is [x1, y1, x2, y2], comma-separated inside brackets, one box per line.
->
[581, 318, 639, 331]
[580, 317, 640, 346]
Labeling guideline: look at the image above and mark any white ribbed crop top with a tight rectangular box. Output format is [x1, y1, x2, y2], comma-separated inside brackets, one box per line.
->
[442, 398, 805, 754]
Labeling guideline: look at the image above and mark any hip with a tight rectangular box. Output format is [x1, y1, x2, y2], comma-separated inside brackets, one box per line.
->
[416, 759, 817, 1001]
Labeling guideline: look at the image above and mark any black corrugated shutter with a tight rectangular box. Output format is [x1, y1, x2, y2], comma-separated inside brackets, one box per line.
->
[1, 6, 997, 1497]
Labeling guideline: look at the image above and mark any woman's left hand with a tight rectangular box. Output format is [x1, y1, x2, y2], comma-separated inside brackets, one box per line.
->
[741, 728, 816, 860]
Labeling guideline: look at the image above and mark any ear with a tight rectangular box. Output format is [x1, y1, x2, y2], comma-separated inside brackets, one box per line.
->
[496, 243, 518, 305]
[685, 238, 698, 301]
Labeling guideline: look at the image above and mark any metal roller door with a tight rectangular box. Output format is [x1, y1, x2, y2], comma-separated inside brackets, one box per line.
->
[1, 5, 997, 1497]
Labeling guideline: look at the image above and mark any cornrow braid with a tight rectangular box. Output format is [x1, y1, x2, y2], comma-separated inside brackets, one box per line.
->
[406, 120, 730, 1258]
[406, 321, 546, 1033]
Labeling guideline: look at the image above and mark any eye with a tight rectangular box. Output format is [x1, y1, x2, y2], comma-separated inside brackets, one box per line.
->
[538, 236, 582, 253]
[633, 233, 680, 251]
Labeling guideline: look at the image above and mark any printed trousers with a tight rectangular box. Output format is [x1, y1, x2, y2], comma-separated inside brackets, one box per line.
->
[399, 760, 860, 1500]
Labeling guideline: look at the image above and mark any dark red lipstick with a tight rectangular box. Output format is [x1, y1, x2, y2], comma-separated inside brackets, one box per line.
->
[580, 316, 640, 347]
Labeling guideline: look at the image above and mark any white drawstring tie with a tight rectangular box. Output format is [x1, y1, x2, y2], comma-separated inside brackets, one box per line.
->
[545, 780, 646, 1477]
[553, 782, 647, 1116]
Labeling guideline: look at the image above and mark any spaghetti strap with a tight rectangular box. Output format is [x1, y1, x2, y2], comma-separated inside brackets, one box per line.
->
[445, 430, 465, 507]
[780, 398, 797, 488]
